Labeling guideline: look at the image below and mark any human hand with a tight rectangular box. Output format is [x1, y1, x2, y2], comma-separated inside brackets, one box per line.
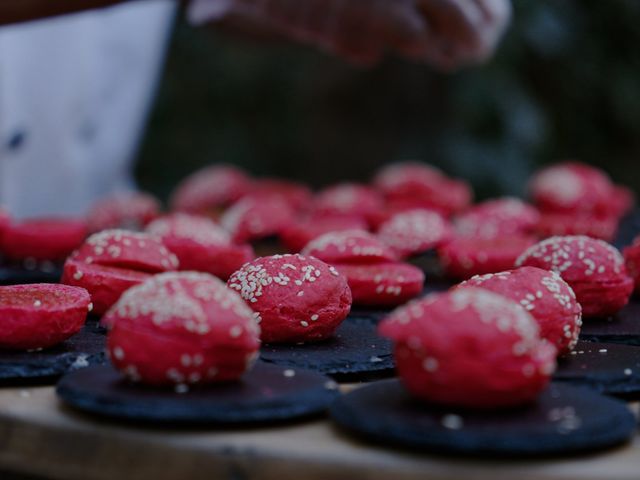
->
[188, 0, 511, 68]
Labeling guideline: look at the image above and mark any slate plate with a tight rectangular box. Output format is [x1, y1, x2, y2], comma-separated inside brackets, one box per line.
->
[348, 281, 453, 322]
[57, 362, 339, 425]
[0, 264, 62, 285]
[613, 210, 640, 250]
[553, 340, 640, 397]
[407, 249, 447, 280]
[0, 320, 106, 383]
[579, 301, 640, 345]
[260, 317, 394, 381]
[330, 380, 636, 457]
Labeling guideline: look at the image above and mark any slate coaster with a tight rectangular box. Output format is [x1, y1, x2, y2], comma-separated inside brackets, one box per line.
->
[613, 210, 640, 250]
[407, 249, 446, 280]
[348, 281, 453, 322]
[0, 321, 106, 383]
[57, 362, 339, 425]
[330, 379, 636, 457]
[0, 264, 62, 285]
[579, 300, 640, 345]
[554, 340, 640, 397]
[260, 317, 394, 381]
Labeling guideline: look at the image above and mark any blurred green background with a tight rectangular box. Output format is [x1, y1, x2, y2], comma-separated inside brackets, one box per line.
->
[136, 0, 640, 202]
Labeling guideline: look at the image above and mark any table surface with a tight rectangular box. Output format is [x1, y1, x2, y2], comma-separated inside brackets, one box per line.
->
[0, 384, 638, 480]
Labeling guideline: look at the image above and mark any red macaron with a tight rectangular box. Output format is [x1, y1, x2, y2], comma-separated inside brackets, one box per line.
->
[454, 197, 540, 239]
[87, 191, 161, 233]
[438, 235, 537, 280]
[516, 235, 634, 318]
[1, 217, 88, 262]
[379, 288, 556, 408]
[333, 262, 425, 307]
[170, 165, 252, 215]
[105, 272, 260, 386]
[301, 229, 397, 265]
[62, 230, 179, 316]
[61, 260, 152, 317]
[227, 254, 352, 343]
[71, 229, 179, 273]
[373, 162, 472, 216]
[377, 209, 452, 258]
[221, 195, 296, 244]
[248, 178, 313, 213]
[0, 284, 92, 350]
[535, 211, 618, 242]
[311, 183, 383, 226]
[146, 213, 255, 280]
[529, 162, 615, 216]
[280, 215, 368, 253]
[457, 267, 582, 355]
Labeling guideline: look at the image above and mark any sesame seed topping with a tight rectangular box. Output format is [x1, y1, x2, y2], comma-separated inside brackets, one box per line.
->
[441, 414, 464, 430]
[422, 357, 439, 372]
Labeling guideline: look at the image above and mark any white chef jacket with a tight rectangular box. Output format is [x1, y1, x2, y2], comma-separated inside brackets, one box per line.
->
[0, 0, 176, 218]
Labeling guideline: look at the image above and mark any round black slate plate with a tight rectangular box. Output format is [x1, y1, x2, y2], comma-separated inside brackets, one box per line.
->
[613, 210, 640, 250]
[57, 362, 339, 425]
[554, 340, 640, 397]
[407, 249, 446, 280]
[330, 380, 635, 457]
[0, 264, 62, 285]
[260, 317, 394, 381]
[579, 301, 640, 345]
[0, 321, 106, 383]
[348, 282, 453, 322]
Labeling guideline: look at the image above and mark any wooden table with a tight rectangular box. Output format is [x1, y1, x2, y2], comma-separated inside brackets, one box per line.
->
[0, 385, 638, 480]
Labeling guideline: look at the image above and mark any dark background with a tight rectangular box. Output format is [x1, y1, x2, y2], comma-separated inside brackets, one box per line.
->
[136, 0, 640, 202]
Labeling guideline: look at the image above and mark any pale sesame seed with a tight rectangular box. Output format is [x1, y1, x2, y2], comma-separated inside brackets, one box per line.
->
[441, 414, 464, 430]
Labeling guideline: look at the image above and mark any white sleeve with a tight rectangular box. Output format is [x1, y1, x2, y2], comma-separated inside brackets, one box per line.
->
[0, 0, 176, 219]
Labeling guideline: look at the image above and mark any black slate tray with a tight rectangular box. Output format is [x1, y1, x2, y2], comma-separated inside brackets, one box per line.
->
[57, 362, 339, 425]
[0, 264, 62, 285]
[260, 316, 394, 381]
[0, 320, 106, 384]
[554, 340, 640, 397]
[614, 209, 640, 250]
[330, 380, 636, 457]
[348, 281, 453, 322]
[579, 300, 640, 345]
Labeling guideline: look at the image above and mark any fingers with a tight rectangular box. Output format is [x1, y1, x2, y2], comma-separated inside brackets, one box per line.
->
[327, 0, 388, 65]
[379, 0, 431, 59]
[411, 0, 511, 68]
[191, 0, 511, 69]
